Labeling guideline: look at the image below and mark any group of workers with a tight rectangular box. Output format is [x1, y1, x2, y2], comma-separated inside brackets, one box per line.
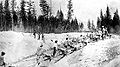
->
[35, 26, 111, 66]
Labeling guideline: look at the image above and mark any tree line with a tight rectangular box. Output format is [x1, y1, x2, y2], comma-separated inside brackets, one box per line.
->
[97, 6, 120, 33]
[1, 0, 118, 34]
[0, 0, 85, 33]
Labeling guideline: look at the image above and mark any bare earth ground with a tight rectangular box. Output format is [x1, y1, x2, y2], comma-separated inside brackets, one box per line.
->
[0, 31, 120, 67]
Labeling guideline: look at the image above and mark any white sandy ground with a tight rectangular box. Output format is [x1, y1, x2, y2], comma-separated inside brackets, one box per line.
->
[0, 31, 41, 67]
[0, 31, 120, 67]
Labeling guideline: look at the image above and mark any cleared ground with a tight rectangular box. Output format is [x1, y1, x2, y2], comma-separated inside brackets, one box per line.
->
[0, 31, 120, 67]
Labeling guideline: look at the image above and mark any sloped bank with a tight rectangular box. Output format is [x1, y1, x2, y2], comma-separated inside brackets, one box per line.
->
[51, 36, 120, 67]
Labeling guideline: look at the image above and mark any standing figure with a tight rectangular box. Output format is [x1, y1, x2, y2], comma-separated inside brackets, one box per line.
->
[33, 30, 36, 38]
[38, 32, 41, 40]
[52, 40, 58, 57]
[101, 26, 105, 40]
[36, 45, 43, 65]
[105, 28, 108, 36]
[0, 52, 6, 67]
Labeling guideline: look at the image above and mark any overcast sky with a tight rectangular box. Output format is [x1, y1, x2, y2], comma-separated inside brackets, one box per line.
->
[1, 0, 120, 26]
[30, 0, 120, 25]
[48, 0, 120, 24]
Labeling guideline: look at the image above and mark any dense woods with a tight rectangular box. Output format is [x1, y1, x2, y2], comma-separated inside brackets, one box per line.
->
[0, 0, 120, 34]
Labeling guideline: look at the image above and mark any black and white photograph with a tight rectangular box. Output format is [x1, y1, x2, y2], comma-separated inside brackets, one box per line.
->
[0, 0, 120, 67]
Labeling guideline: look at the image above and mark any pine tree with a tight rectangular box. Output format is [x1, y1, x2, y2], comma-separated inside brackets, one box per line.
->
[56, 10, 59, 18]
[39, 0, 50, 18]
[106, 6, 111, 19]
[49, 16, 58, 32]
[104, 6, 112, 32]
[59, 9, 64, 21]
[27, 9, 32, 31]
[27, 0, 35, 32]
[97, 17, 101, 29]
[79, 22, 84, 31]
[112, 9, 120, 32]
[100, 9, 104, 21]
[67, 0, 73, 21]
[38, 15, 44, 32]
[113, 9, 119, 27]
[16, 6, 21, 28]
[32, 4, 37, 31]
[11, 0, 16, 13]
[13, 11, 18, 26]
[91, 21, 95, 31]
[4, 0, 12, 31]
[20, 0, 27, 29]
[11, 0, 18, 28]
[39, 0, 51, 33]
[66, 20, 71, 32]
[34, 16, 37, 26]
[0, 2, 4, 30]
[56, 9, 64, 21]
[70, 19, 74, 31]
[74, 18, 79, 30]
[105, 6, 112, 26]
[56, 9, 64, 32]
[87, 19, 91, 30]
[100, 9, 104, 28]
[70, 18, 78, 31]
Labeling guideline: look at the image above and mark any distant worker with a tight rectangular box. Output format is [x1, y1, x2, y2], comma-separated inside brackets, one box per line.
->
[36, 45, 43, 56]
[41, 34, 45, 43]
[52, 40, 58, 57]
[33, 30, 36, 38]
[36, 45, 43, 65]
[38, 33, 40, 40]
[105, 28, 108, 36]
[0, 51, 6, 67]
[101, 26, 105, 40]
